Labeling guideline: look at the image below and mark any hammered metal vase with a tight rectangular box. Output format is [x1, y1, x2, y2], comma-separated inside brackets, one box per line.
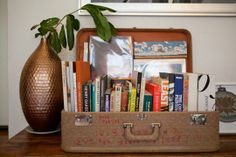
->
[20, 38, 63, 132]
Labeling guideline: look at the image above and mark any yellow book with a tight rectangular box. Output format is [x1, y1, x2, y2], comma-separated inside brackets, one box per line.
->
[129, 87, 136, 112]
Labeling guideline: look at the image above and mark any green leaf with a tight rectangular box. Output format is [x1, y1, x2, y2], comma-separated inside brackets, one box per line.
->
[73, 19, 80, 31]
[49, 31, 61, 53]
[30, 24, 39, 30]
[81, 4, 113, 41]
[66, 15, 74, 50]
[40, 17, 60, 28]
[59, 25, 67, 48]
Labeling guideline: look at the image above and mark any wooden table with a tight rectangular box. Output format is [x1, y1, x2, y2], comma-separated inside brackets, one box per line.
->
[1, 129, 236, 157]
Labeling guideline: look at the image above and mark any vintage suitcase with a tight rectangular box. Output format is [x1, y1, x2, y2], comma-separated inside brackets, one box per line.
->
[61, 111, 219, 152]
[61, 28, 219, 152]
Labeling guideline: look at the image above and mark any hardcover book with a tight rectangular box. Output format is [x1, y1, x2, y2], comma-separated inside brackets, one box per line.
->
[159, 72, 175, 112]
[145, 82, 161, 112]
[76, 61, 91, 112]
[143, 91, 153, 112]
[174, 74, 183, 112]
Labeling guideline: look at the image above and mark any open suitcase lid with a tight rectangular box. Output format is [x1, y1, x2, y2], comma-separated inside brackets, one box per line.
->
[76, 28, 192, 72]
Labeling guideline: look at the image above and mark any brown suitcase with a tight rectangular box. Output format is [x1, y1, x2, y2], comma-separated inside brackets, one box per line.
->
[61, 28, 219, 152]
[61, 111, 219, 152]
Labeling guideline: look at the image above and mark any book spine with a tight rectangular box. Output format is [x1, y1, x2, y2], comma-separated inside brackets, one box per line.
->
[168, 74, 175, 112]
[126, 81, 132, 112]
[95, 77, 100, 112]
[114, 84, 122, 112]
[146, 82, 161, 112]
[187, 73, 198, 111]
[121, 90, 128, 112]
[183, 74, 189, 112]
[82, 83, 90, 112]
[143, 92, 153, 112]
[104, 89, 111, 112]
[130, 87, 137, 112]
[160, 79, 169, 112]
[91, 82, 95, 112]
[100, 75, 107, 112]
[76, 61, 91, 112]
[73, 72, 78, 112]
[110, 90, 115, 112]
[139, 77, 146, 112]
[61, 61, 68, 111]
[174, 74, 183, 112]
[135, 72, 142, 111]
[69, 61, 75, 112]
[65, 63, 71, 112]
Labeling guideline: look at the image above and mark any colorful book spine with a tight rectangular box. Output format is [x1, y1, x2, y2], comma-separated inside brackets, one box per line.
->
[114, 84, 122, 112]
[110, 89, 115, 112]
[121, 90, 129, 112]
[105, 89, 112, 112]
[160, 79, 169, 112]
[132, 71, 142, 111]
[126, 81, 132, 112]
[182, 74, 189, 112]
[76, 61, 90, 112]
[91, 82, 95, 112]
[82, 83, 90, 112]
[143, 91, 153, 112]
[160, 72, 175, 112]
[139, 77, 146, 112]
[174, 74, 183, 112]
[95, 76, 100, 112]
[130, 87, 137, 112]
[145, 82, 161, 112]
[100, 75, 108, 112]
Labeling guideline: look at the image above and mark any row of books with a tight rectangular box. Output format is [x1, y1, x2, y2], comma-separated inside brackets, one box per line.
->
[61, 60, 215, 112]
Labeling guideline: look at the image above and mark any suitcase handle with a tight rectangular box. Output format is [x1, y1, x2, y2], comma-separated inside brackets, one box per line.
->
[123, 123, 161, 141]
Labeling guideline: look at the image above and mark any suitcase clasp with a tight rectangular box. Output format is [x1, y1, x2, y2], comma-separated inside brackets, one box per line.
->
[190, 114, 207, 125]
[75, 114, 92, 126]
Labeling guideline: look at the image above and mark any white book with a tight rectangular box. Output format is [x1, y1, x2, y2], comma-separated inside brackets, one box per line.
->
[187, 73, 198, 112]
[139, 77, 146, 112]
[114, 84, 122, 112]
[198, 74, 216, 111]
[73, 72, 78, 112]
[61, 61, 68, 111]
[66, 63, 71, 112]
[69, 61, 75, 112]
[95, 76, 101, 112]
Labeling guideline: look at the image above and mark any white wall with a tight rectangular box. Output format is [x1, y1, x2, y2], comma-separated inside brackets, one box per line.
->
[0, 0, 9, 126]
[8, 0, 236, 138]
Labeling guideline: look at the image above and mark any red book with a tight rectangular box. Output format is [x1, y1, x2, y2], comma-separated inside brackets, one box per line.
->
[76, 61, 90, 112]
[145, 82, 161, 112]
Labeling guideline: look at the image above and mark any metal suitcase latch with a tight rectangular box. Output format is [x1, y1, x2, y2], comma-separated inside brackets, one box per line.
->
[75, 114, 92, 126]
[190, 114, 207, 125]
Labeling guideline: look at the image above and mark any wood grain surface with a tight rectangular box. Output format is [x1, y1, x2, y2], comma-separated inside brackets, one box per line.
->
[1, 129, 236, 157]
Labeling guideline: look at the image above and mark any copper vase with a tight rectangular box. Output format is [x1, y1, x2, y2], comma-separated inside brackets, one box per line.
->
[20, 38, 63, 132]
